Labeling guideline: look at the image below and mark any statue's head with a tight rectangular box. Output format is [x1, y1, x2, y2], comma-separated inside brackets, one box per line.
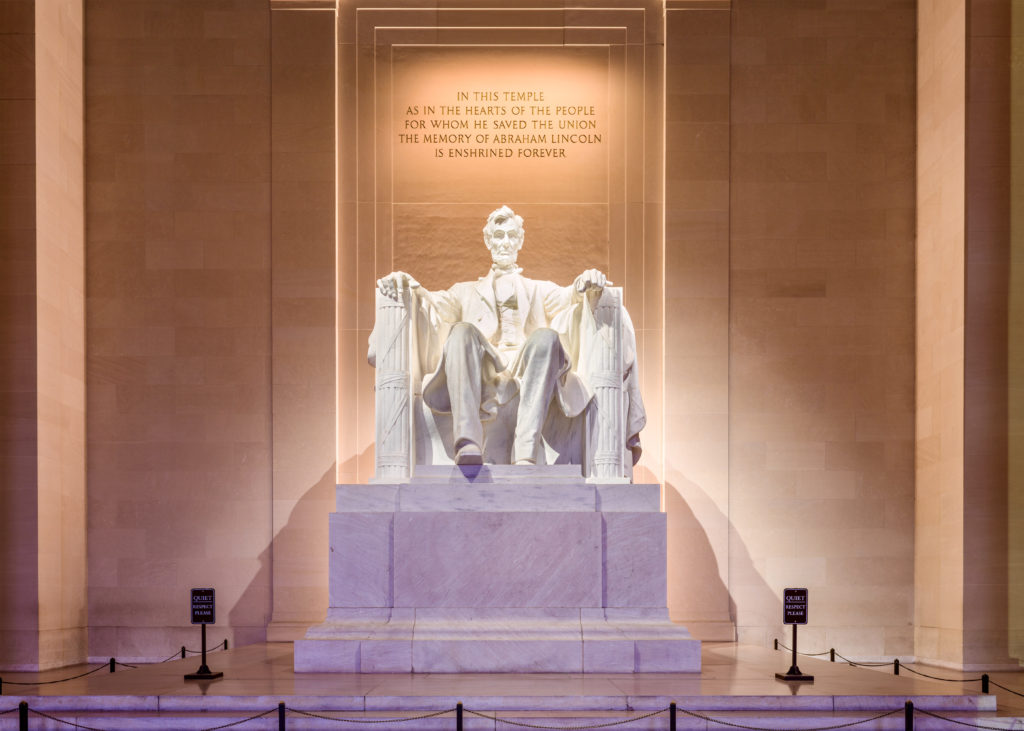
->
[482, 205, 524, 270]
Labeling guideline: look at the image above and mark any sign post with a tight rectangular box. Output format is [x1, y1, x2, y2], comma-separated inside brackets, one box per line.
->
[184, 588, 224, 681]
[775, 588, 813, 682]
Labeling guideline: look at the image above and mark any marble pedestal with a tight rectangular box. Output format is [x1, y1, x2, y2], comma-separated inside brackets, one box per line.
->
[294, 466, 700, 673]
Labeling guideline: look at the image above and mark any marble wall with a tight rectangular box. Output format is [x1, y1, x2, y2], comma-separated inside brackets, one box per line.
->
[0, 0, 1013, 668]
[84, 0, 273, 660]
[726, 0, 917, 655]
[663, 3, 733, 639]
[267, 5, 336, 641]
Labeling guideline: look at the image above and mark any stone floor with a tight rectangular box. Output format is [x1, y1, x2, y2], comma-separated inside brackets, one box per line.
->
[0, 642, 1021, 729]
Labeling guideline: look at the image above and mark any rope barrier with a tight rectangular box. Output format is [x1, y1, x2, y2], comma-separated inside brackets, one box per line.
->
[675, 706, 902, 731]
[465, 706, 668, 729]
[196, 706, 277, 731]
[832, 651, 892, 667]
[776, 642, 833, 657]
[28, 707, 106, 731]
[0, 641, 229, 692]
[898, 664, 984, 683]
[990, 680, 1024, 699]
[290, 706, 458, 724]
[185, 639, 229, 654]
[0, 663, 108, 686]
[915, 706, 1022, 731]
[775, 640, 1023, 695]
[11, 699, 1024, 731]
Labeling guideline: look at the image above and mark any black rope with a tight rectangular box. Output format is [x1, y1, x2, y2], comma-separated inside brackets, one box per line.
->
[832, 652, 894, 668]
[28, 708, 106, 731]
[899, 664, 984, 683]
[915, 707, 1020, 730]
[1, 663, 108, 685]
[13, 701, 1021, 731]
[197, 707, 277, 731]
[113, 661, 137, 669]
[776, 642, 833, 657]
[675, 706, 902, 731]
[184, 640, 228, 655]
[158, 650, 183, 663]
[290, 706, 458, 724]
[465, 707, 668, 730]
[989, 680, 1024, 699]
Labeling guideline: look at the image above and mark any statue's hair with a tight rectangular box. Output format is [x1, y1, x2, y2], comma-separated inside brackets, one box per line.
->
[482, 205, 524, 245]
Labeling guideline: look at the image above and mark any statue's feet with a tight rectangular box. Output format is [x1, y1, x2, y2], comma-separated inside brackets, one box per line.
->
[454, 441, 483, 465]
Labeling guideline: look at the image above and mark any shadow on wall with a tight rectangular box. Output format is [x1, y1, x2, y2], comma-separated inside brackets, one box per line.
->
[227, 459, 344, 644]
[664, 474, 781, 645]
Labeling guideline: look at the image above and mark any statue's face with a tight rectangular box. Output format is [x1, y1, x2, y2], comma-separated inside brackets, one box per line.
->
[486, 218, 523, 269]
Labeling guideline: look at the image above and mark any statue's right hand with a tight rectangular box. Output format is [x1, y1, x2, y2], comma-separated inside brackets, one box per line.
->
[376, 271, 420, 301]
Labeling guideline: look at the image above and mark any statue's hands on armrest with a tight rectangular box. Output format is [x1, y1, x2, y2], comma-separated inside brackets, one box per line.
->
[573, 269, 611, 296]
[377, 271, 421, 301]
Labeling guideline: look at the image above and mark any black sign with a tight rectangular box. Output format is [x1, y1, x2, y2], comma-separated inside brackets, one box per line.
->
[191, 588, 215, 625]
[783, 588, 807, 625]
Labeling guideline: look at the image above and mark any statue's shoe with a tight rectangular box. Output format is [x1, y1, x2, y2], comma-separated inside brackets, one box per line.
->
[454, 442, 483, 465]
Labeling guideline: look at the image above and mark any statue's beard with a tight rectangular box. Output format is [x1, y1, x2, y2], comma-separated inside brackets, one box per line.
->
[490, 249, 518, 271]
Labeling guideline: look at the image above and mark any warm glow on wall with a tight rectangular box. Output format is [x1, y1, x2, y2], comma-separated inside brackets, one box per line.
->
[387, 45, 618, 290]
[338, 5, 662, 489]
[391, 46, 609, 203]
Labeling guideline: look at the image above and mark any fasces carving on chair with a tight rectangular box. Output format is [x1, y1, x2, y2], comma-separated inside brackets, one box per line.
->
[368, 206, 645, 482]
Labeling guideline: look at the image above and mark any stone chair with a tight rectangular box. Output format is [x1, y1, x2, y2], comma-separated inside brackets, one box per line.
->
[370, 285, 635, 483]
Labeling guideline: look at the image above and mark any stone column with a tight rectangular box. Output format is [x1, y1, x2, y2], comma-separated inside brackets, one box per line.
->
[373, 290, 412, 481]
[0, 0, 86, 670]
[587, 288, 626, 482]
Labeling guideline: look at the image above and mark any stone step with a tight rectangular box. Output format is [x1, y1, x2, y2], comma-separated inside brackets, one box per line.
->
[411, 464, 587, 484]
[336, 481, 660, 512]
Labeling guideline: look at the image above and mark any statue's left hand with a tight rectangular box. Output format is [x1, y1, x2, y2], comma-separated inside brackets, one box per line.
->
[574, 269, 610, 294]
[377, 270, 421, 301]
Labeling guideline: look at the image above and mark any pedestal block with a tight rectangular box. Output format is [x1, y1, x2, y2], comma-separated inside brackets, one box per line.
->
[294, 466, 700, 672]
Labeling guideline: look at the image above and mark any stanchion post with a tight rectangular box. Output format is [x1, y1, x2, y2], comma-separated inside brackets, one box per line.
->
[456, 702, 463, 731]
[18, 701, 27, 731]
[775, 623, 813, 681]
[774, 638, 778, 650]
[830, 648, 835, 662]
[669, 701, 676, 731]
[904, 700, 913, 731]
[982, 674, 989, 693]
[278, 701, 286, 730]
[224, 639, 229, 650]
[109, 657, 116, 673]
[185, 620, 223, 680]
[181, 646, 186, 659]
[894, 658, 900, 675]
